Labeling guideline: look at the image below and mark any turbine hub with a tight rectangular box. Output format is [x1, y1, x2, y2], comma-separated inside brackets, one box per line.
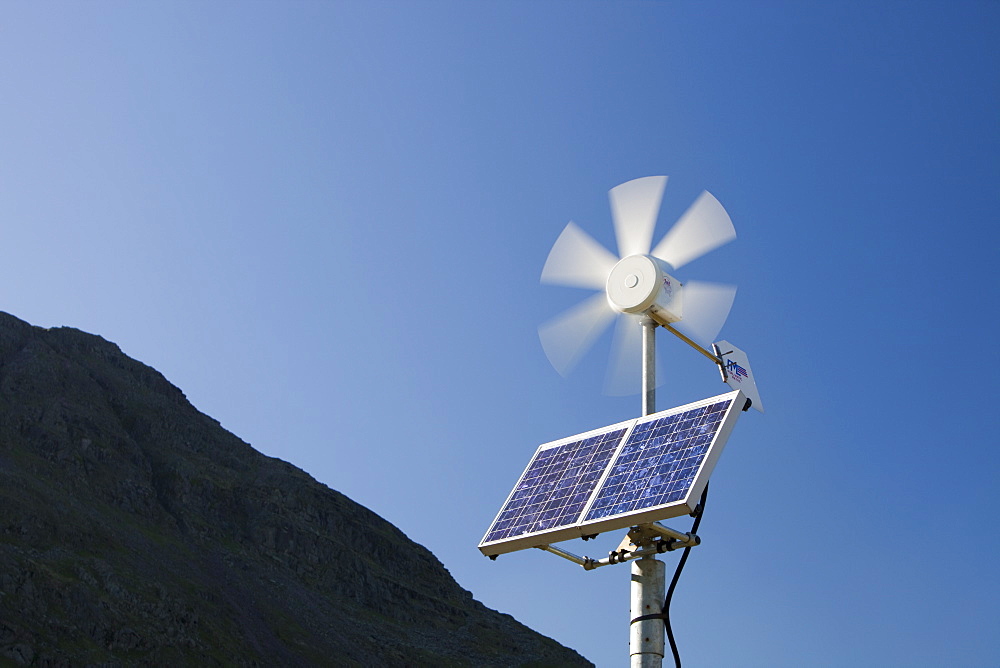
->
[606, 254, 684, 324]
[606, 255, 661, 314]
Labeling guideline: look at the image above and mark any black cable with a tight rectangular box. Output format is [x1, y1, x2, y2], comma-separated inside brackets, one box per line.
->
[662, 482, 708, 668]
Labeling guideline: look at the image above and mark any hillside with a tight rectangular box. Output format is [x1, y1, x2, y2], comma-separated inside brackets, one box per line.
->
[0, 312, 590, 667]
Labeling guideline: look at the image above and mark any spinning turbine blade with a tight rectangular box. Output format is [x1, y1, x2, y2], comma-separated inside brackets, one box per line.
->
[604, 314, 643, 396]
[541, 221, 618, 290]
[652, 190, 736, 270]
[539, 292, 616, 376]
[610, 176, 667, 258]
[674, 280, 737, 346]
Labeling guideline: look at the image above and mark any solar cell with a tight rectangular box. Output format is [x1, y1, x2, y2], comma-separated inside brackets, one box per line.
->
[479, 390, 744, 557]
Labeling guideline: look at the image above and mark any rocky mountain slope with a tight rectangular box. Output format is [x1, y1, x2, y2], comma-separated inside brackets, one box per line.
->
[0, 312, 590, 667]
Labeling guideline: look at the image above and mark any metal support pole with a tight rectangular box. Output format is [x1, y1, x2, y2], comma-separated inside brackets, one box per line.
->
[632, 316, 664, 666]
[641, 317, 657, 417]
[631, 555, 666, 667]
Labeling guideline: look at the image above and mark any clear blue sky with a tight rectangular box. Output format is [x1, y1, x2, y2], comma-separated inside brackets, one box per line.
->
[2, 2, 998, 666]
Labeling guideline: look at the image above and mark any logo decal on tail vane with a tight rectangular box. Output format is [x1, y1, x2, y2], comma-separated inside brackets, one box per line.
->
[715, 339, 764, 413]
[725, 359, 748, 382]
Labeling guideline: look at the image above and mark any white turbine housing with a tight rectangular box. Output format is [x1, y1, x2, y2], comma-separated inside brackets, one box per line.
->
[605, 254, 683, 325]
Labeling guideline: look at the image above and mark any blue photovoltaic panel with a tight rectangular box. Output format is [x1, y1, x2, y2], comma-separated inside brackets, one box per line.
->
[479, 390, 743, 557]
[482, 427, 626, 545]
[583, 398, 733, 523]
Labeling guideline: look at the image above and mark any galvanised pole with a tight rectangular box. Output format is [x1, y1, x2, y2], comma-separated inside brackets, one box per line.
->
[632, 316, 665, 667]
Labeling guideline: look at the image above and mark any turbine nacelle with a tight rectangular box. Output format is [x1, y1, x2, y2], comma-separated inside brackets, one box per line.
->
[605, 255, 683, 326]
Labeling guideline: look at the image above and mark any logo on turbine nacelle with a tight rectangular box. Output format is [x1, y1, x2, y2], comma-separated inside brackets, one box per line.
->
[662, 278, 673, 299]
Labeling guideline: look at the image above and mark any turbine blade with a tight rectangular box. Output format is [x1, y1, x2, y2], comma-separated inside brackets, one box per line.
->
[538, 292, 616, 376]
[603, 313, 643, 396]
[610, 176, 667, 258]
[651, 190, 735, 270]
[674, 280, 737, 346]
[541, 221, 618, 290]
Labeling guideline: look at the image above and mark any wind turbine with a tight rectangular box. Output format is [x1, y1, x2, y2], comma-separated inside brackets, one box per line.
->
[539, 176, 741, 407]
[481, 175, 764, 668]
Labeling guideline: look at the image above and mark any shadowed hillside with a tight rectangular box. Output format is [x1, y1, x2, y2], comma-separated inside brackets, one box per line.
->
[0, 312, 591, 667]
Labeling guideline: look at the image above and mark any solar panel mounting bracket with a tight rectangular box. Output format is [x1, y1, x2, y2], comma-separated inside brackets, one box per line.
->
[637, 522, 700, 548]
[536, 544, 591, 568]
[609, 523, 700, 561]
[593, 539, 678, 569]
[534, 524, 701, 572]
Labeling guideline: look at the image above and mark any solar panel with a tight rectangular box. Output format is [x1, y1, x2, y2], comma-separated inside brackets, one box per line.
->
[479, 421, 631, 555]
[479, 390, 744, 557]
[579, 396, 736, 534]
